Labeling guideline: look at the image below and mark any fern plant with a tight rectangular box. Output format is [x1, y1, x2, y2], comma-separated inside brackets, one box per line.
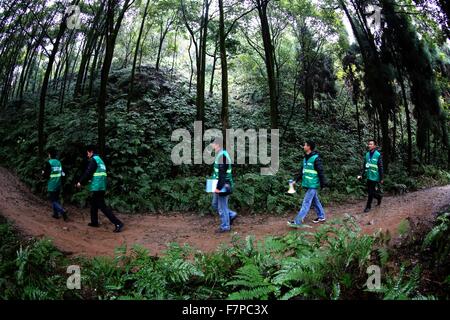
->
[422, 212, 450, 267]
[379, 265, 422, 300]
[227, 264, 279, 300]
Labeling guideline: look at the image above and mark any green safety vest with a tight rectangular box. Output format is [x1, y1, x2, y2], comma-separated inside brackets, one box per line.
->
[302, 154, 320, 189]
[91, 155, 107, 191]
[211, 149, 234, 191]
[365, 150, 381, 182]
[48, 159, 62, 192]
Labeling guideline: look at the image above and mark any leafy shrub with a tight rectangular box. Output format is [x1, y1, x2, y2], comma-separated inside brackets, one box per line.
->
[0, 67, 448, 214]
[0, 222, 68, 299]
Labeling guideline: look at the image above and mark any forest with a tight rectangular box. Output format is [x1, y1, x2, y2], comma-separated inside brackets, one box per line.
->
[0, 0, 449, 301]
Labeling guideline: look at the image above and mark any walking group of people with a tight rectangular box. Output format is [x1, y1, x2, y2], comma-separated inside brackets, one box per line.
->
[43, 138, 383, 233]
[285, 138, 383, 228]
[208, 137, 384, 232]
[43, 145, 124, 233]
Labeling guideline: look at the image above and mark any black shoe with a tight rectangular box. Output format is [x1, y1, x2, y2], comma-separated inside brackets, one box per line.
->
[113, 223, 124, 233]
[230, 215, 237, 225]
[52, 214, 60, 219]
[62, 211, 68, 221]
[88, 223, 99, 228]
[313, 217, 326, 224]
[364, 207, 371, 213]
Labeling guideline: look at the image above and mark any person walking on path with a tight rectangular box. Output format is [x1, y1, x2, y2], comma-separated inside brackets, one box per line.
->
[357, 139, 384, 213]
[76, 145, 124, 233]
[210, 137, 237, 233]
[288, 140, 327, 228]
[42, 147, 68, 221]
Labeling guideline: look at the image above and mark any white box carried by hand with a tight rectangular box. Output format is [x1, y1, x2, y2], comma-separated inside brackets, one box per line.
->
[206, 179, 218, 193]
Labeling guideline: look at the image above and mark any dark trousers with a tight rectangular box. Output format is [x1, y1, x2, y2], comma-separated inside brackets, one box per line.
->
[366, 180, 382, 209]
[48, 191, 64, 215]
[90, 191, 122, 226]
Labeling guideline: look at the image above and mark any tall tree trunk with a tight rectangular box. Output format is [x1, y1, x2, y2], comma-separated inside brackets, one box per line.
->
[392, 109, 396, 161]
[20, 44, 39, 99]
[127, 0, 150, 112]
[98, 0, 134, 156]
[122, 30, 134, 68]
[73, 0, 105, 98]
[170, 27, 179, 80]
[209, 35, 219, 97]
[196, 0, 210, 126]
[38, 2, 77, 157]
[60, 31, 75, 112]
[339, 0, 393, 171]
[188, 38, 194, 93]
[24, 52, 38, 94]
[355, 100, 361, 142]
[218, 0, 229, 144]
[139, 26, 152, 69]
[156, 23, 165, 70]
[88, 34, 104, 97]
[52, 54, 62, 90]
[399, 111, 404, 146]
[448, 146, 450, 170]
[68, 40, 82, 94]
[32, 53, 43, 93]
[427, 129, 431, 164]
[15, 42, 33, 99]
[256, 0, 278, 129]
[156, 14, 175, 71]
[397, 67, 413, 174]
[181, 0, 208, 125]
[81, 52, 93, 95]
[1, 43, 22, 107]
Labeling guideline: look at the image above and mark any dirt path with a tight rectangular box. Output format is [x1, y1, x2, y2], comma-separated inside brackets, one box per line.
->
[0, 166, 449, 258]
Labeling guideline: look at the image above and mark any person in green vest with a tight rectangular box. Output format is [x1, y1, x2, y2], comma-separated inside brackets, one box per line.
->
[76, 145, 124, 233]
[288, 140, 327, 227]
[210, 137, 237, 233]
[357, 139, 384, 213]
[42, 147, 68, 221]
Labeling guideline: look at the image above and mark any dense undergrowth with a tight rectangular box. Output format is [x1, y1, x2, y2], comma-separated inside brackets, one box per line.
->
[1, 211, 449, 300]
[0, 67, 449, 213]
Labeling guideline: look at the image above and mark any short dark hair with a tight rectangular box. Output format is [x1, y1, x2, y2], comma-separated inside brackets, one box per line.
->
[211, 136, 223, 148]
[86, 144, 98, 153]
[305, 140, 316, 151]
[368, 139, 377, 145]
[47, 147, 57, 158]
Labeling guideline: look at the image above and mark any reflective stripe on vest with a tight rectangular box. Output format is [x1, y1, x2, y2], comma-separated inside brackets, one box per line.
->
[48, 159, 62, 192]
[301, 154, 320, 189]
[303, 169, 318, 175]
[91, 156, 107, 191]
[365, 150, 381, 182]
[93, 172, 107, 177]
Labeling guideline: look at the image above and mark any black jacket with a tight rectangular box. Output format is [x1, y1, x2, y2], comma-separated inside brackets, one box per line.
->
[42, 161, 51, 180]
[294, 151, 327, 188]
[360, 149, 383, 180]
[78, 156, 98, 185]
[216, 151, 232, 192]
